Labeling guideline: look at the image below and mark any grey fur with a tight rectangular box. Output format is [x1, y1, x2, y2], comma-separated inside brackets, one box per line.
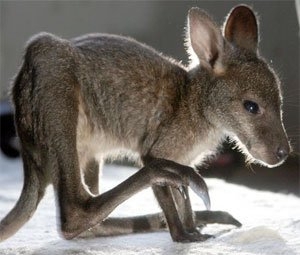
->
[0, 5, 289, 243]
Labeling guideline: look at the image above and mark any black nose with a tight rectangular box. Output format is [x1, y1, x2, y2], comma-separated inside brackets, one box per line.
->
[276, 147, 289, 161]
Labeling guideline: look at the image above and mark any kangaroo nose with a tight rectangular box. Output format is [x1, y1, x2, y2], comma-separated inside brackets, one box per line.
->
[276, 147, 289, 161]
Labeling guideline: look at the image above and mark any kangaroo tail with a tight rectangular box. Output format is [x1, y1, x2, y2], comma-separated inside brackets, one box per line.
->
[0, 160, 46, 242]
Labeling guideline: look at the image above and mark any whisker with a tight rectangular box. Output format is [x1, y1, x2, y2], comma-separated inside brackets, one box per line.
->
[290, 151, 300, 157]
[246, 163, 256, 174]
[282, 88, 300, 95]
[284, 104, 300, 108]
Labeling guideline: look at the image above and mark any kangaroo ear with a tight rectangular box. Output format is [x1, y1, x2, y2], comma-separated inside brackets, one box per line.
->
[186, 7, 224, 73]
[223, 5, 258, 52]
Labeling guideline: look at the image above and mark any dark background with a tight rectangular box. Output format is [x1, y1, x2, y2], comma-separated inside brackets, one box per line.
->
[0, 1, 299, 195]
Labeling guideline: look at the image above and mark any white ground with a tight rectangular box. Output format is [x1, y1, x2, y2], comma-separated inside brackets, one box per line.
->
[0, 152, 299, 255]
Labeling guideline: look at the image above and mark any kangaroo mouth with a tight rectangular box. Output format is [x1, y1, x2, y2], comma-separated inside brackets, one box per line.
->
[252, 157, 286, 168]
[249, 146, 288, 168]
[229, 134, 288, 168]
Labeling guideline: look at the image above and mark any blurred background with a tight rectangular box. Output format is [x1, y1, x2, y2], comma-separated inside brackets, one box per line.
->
[0, 1, 299, 195]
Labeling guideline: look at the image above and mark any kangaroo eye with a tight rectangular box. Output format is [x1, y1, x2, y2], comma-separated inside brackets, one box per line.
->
[243, 100, 260, 114]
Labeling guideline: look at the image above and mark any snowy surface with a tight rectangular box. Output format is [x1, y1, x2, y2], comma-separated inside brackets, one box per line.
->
[0, 152, 299, 255]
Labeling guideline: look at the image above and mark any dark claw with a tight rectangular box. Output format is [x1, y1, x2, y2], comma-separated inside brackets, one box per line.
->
[151, 158, 211, 210]
[177, 186, 188, 200]
[188, 171, 211, 210]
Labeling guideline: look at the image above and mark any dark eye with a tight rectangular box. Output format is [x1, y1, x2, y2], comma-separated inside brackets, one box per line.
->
[243, 100, 260, 114]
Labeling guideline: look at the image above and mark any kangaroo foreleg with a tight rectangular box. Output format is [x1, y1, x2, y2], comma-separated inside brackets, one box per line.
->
[147, 158, 211, 242]
[149, 157, 243, 242]
[171, 186, 196, 232]
[153, 184, 241, 242]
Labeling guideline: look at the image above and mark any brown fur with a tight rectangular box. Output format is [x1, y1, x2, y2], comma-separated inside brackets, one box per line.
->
[0, 5, 289, 243]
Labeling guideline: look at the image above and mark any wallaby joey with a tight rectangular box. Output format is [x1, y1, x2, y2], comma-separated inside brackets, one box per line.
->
[0, 5, 290, 243]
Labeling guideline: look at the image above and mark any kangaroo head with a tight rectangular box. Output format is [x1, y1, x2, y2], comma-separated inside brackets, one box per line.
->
[186, 5, 291, 167]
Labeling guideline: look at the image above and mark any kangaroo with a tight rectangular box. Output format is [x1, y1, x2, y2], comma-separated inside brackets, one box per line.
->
[0, 5, 290, 243]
